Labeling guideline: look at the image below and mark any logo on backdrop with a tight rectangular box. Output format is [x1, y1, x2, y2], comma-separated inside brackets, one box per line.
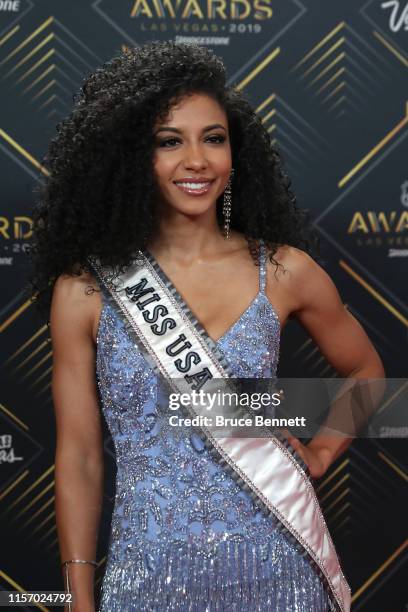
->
[361, 1, 408, 53]
[347, 180, 408, 255]
[0, 0, 26, 32]
[0, 215, 32, 265]
[95, 0, 303, 75]
[0, 0, 22, 14]
[0, 434, 23, 465]
[381, 1, 408, 32]
[130, 0, 273, 20]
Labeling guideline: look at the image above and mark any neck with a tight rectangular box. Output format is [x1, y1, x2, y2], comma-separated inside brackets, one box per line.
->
[147, 206, 232, 263]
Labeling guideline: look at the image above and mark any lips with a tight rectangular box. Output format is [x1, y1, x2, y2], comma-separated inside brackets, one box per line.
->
[173, 178, 215, 196]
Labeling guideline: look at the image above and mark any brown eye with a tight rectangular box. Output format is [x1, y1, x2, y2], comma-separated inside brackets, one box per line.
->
[158, 138, 180, 147]
[207, 135, 226, 143]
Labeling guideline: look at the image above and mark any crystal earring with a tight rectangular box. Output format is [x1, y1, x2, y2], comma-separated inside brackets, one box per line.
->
[222, 168, 234, 240]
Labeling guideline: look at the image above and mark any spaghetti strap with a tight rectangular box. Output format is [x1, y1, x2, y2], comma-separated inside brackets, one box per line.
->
[259, 239, 267, 294]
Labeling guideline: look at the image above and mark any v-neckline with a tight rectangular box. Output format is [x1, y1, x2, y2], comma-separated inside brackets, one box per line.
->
[143, 248, 262, 345]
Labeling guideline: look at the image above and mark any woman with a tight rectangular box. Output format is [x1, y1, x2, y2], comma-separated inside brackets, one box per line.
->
[29, 41, 384, 611]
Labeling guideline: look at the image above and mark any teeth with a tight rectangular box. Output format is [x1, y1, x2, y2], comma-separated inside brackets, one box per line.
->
[175, 182, 210, 190]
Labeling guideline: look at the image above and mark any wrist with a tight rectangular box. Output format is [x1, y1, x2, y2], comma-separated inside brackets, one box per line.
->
[62, 561, 96, 606]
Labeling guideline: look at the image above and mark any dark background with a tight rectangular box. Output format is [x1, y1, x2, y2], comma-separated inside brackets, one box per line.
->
[0, 1, 407, 610]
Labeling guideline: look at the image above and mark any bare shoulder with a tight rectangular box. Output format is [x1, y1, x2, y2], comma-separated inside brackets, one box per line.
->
[53, 268, 100, 298]
[269, 244, 316, 273]
[51, 269, 102, 342]
[264, 245, 331, 317]
[265, 244, 320, 285]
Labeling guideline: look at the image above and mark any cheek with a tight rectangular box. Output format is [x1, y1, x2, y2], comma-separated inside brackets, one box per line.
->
[216, 148, 232, 171]
[219, 159, 233, 179]
[153, 159, 169, 184]
[153, 155, 176, 182]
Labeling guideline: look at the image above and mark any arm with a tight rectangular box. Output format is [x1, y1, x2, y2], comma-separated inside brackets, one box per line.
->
[50, 272, 104, 612]
[279, 248, 385, 477]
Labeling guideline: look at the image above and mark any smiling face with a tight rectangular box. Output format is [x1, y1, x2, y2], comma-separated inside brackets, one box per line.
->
[152, 92, 232, 219]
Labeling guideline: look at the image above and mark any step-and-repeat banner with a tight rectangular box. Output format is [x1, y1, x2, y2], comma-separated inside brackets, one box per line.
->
[0, 1, 406, 610]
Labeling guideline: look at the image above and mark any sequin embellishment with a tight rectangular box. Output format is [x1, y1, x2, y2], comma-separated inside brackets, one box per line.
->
[95, 242, 331, 611]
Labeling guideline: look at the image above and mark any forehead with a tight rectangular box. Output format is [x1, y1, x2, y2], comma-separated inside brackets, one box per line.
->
[156, 93, 227, 126]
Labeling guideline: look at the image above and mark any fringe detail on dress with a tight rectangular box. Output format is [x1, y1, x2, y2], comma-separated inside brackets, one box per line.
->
[99, 539, 333, 611]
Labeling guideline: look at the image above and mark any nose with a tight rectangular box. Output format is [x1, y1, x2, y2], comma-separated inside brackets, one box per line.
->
[183, 143, 208, 171]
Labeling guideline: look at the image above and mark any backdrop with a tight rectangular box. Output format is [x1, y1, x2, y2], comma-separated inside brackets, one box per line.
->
[0, 1, 406, 610]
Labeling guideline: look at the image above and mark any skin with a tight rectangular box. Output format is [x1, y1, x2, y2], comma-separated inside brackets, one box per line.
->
[51, 92, 384, 610]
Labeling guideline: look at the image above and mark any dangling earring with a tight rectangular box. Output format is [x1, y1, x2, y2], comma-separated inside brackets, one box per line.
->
[223, 168, 234, 240]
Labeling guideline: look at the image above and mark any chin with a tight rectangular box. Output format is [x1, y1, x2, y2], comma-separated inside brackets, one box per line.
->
[166, 199, 216, 215]
[177, 206, 214, 217]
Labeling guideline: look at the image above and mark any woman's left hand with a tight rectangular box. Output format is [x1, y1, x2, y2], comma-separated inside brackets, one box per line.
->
[284, 432, 332, 479]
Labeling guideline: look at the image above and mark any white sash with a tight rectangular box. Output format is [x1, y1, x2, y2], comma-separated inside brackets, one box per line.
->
[89, 251, 351, 612]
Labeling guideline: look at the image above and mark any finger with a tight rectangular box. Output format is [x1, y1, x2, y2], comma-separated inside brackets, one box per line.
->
[280, 428, 302, 452]
[287, 434, 302, 450]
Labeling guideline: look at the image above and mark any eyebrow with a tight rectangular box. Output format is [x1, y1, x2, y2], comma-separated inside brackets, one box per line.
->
[155, 123, 227, 135]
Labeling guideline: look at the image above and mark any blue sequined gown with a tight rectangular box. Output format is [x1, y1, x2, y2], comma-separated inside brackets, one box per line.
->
[95, 241, 331, 611]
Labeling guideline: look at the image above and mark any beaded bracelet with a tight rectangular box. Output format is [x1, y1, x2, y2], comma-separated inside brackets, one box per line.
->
[61, 559, 97, 611]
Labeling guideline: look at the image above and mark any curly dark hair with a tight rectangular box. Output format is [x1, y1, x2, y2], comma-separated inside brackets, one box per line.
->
[28, 40, 319, 321]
